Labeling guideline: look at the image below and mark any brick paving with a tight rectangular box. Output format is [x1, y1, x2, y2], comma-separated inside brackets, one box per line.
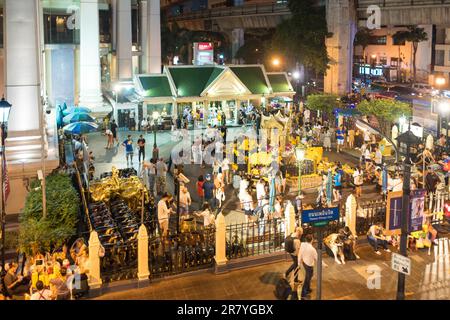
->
[83, 128, 450, 300]
[95, 239, 450, 300]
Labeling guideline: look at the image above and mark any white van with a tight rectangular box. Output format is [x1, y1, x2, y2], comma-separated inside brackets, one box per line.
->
[412, 83, 434, 96]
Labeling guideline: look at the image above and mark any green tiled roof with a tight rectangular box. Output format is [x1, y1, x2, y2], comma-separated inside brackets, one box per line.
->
[230, 66, 271, 95]
[267, 74, 293, 93]
[167, 67, 224, 97]
[139, 75, 173, 97]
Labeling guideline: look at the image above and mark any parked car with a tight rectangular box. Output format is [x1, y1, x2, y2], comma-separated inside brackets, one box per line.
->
[374, 91, 398, 100]
[412, 83, 434, 96]
[390, 85, 418, 96]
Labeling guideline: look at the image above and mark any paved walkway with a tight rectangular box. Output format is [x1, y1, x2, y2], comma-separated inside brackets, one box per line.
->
[95, 238, 450, 300]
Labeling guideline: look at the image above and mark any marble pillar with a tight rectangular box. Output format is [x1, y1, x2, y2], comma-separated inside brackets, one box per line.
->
[111, 0, 117, 52]
[147, 0, 162, 73]
[231, 28, 245, 64]
[140, 0, 148, 73]
[79, 0, 103, 109]
[4, 0, 42, 147]
[324, 0, 357, 95]
[117, 0, 133, 80]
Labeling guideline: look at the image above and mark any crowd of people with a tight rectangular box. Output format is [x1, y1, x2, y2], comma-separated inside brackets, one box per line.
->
[1, 241, 91, 300]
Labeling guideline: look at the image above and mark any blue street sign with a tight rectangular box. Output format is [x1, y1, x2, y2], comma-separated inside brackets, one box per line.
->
[302, 207, 340, 226]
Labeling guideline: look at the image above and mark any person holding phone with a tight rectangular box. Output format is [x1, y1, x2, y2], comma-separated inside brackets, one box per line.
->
[3, 263, 30, 298]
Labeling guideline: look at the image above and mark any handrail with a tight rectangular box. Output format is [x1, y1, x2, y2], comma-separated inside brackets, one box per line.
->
[73, 163, 92, 232]
[357, 0, 450, 8]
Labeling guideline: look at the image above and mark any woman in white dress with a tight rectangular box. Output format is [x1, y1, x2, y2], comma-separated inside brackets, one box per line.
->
[323, 128, 332, 151]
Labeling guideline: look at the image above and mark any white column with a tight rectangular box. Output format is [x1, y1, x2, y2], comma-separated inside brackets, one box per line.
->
[324, 0, 357, 95]
[137, 224, 150, 281]
[88, 231, 103, 289]
[140, 0, 148, 73]
[231, 28, 245, 64]
[147, 0, 162, 73]
[111, 0, 117, 51]
[4, 0, 42, 140]
[117, 0, 133, 80]
[79, 0, 103, 109]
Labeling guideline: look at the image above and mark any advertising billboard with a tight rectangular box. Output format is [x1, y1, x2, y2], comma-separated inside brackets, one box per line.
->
[193, 42, 214, 66]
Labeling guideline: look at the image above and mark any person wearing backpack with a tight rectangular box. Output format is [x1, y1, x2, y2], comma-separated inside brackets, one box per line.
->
[285, 227, 303, 283]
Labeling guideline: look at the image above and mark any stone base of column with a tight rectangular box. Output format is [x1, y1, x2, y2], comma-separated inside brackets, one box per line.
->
[137, 278, 150, 288]
[214, 259, 228, 274]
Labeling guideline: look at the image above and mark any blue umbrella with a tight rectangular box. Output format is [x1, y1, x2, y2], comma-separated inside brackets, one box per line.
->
[63, 112, 96, 124]
[63, 106, 92, 116]
[56, 105, 65, 128]
[63, 121, 98, 135]
[269, 174, 276, 213]
[326, 169, 333, 206]
[382, 164, 388, 195]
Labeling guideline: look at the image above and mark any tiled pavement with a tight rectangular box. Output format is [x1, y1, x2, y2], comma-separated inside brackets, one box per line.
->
[83, 128, 450, 300]
[95, 238, 450, 300]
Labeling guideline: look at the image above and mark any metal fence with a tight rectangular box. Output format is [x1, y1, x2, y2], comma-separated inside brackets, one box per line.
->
[356, 200, 387, 236]
[226, 218, 286, 260]
[149, 227, 216, 278]
[101, 242, 138, 283]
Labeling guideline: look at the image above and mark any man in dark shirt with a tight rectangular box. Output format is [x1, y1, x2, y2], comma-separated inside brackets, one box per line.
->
[137, 135, 146, 163]
[110, 120, 118, 145]
[3, 263, 30, 297]
[202, 174, 216, 210]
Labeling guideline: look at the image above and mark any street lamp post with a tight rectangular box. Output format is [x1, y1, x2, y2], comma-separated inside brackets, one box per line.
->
[0, 97, 12, 272]
[396, 121, 420, 300]
[295, 145, 306, 196]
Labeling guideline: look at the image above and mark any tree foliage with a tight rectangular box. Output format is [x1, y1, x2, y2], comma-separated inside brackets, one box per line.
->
[19, 173, 79, 255]
[393, 26, 428, 83]
[358, 99, 412, 135]
[306, 94, 342, 118]
[272, 0, 331, 75]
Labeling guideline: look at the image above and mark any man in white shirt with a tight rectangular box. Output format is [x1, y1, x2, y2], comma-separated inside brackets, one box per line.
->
[157, 193, 173, 237]
[374, 146, 383, 166]
[240, 189, 254, 224]
[353, 166, 364, 198]
[298, 234, 317, 299]
[156, 158, 168, 195]
[256, 179, 266, 207]
[364, 130, 371, 144]
[143, 160, 157, 195]
[179, 184, 192, 215]
[222, 158, 231, 185]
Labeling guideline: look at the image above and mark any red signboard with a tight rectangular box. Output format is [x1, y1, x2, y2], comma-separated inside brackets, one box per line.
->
[198, 42, 213, 51]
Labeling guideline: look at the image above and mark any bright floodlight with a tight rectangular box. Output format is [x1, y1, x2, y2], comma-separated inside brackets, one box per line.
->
[293, 71, 300, 79]
[438, 100, 450, 114]
[152, 111, 160, 120]
[436, 77, 446, 87]
[272, 58, 280, 66]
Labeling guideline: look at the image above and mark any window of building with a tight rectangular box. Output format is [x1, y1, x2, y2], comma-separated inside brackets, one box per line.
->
[369, 36, 387, 45]
[436, 50, 445, 66]
[379, 56, 387, 65]
[392, 36, 406, 46]
[391, 57, 399, 67]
